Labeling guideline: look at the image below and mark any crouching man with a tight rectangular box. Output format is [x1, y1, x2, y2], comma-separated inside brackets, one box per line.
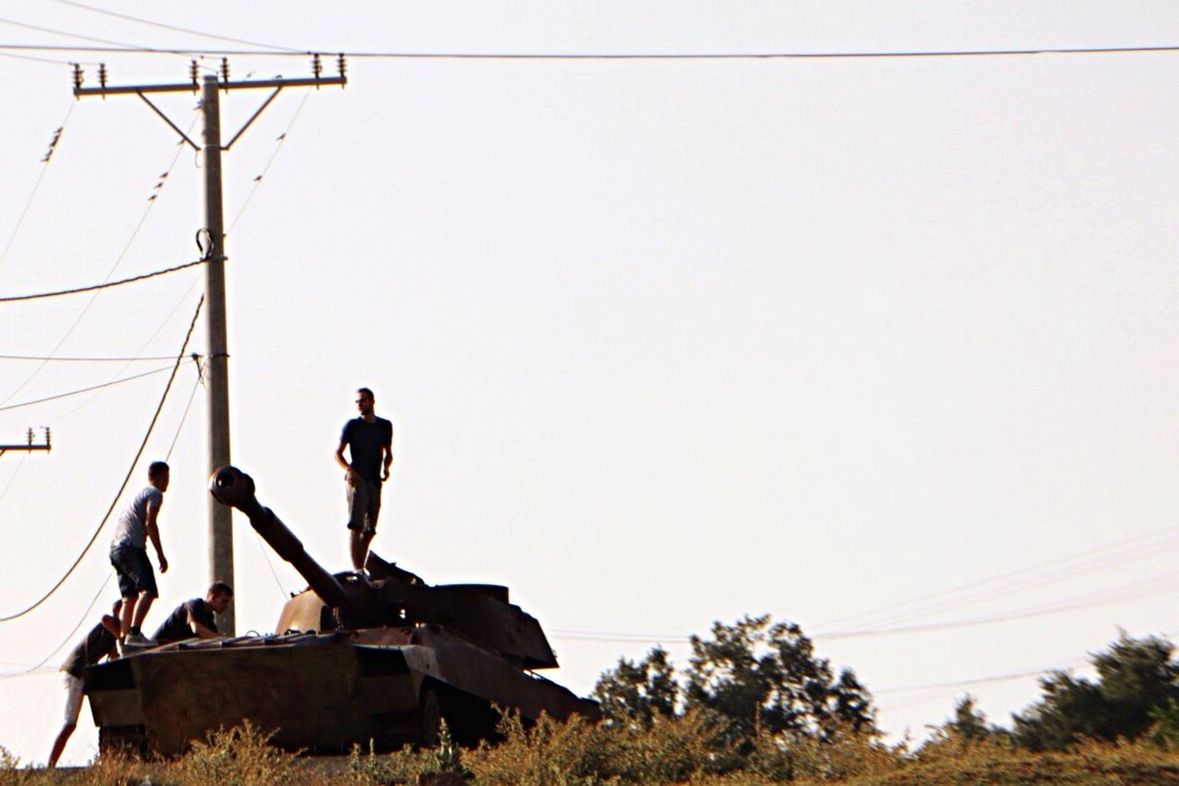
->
[48, 601, 122, 768]
[151, 582, 233, 644]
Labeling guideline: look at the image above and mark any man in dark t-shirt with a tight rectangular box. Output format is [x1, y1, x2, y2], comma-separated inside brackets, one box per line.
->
[48, 600, 121, 768]
[334, 386, 394, 570]
[151, 582, 233, 644]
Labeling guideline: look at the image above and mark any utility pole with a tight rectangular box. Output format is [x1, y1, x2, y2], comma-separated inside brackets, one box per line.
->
[0, 427, 50, 458]
[74, 56, 346, 634]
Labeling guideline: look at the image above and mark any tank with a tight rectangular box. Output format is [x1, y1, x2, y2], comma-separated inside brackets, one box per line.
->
[84, 465, 598, 756]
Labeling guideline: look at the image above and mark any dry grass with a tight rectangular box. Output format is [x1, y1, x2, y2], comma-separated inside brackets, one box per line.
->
[6, 717, 1179, 785]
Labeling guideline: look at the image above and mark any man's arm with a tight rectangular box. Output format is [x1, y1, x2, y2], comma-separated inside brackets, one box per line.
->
[145, 499, 168, 574]
[381, 426, 393, 482]
[186, 605, 220, 639]
[335, 439, 358, 486]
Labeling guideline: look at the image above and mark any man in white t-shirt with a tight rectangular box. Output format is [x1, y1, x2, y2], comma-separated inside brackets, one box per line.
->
[108, 461, 170, 646]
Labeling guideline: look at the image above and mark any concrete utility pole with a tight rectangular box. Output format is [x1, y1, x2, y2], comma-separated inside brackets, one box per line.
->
[0, 428, 51, 458]
[74, 57, 346, 634]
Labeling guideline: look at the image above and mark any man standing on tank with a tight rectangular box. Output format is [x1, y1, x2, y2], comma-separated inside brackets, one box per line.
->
[109, 460, 169, 646]
[335, 387, 393, 571]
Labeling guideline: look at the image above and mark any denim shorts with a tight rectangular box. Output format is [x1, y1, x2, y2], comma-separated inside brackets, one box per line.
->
[110, 544, 158, 598]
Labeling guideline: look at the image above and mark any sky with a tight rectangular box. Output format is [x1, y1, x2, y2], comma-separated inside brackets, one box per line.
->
[0, 0, 1177, 768]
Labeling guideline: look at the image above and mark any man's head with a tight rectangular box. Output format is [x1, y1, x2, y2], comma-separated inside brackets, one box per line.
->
[355, 387, 375, 419]
[206, 581, 233, 613]
[148, 461, 170, 492]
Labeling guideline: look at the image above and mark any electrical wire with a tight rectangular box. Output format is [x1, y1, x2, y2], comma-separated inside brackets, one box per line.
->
[0, 101, 74, 279]
[0, 453, 30, 506]
[0, 258, 205, 303]
[47, 0, 305, 53]
[164, 361, 202, 462]
[0, 295, 202, 623]
[0, 576, 112, 678]
[46, 272, 205, 428]
[0, 358, 203, 678]
[0, 353, 181, 362]
[1, 43, 1179, 60]
[813, 525, 1179, 633]
[0, 364, 174, 413]
[0, 114, 196, 408]
[227, 90, 311, 235]
[0, 16, 147, 51]
[548, 565, 1179, 645]
[0, 49, 79, 65]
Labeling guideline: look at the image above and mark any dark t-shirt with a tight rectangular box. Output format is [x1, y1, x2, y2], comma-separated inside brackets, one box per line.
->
[62, 623, 117, 678]
[152, 598, 216, 643]
[340, 417, 392, 483]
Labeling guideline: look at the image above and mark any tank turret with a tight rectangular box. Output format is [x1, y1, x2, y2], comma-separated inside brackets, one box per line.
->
[209, 465, 560, 668]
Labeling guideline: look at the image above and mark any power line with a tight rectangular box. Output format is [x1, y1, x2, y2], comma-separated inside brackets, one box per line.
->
[0, 49, 78, 66]
[813, 525, 1179, 633]
[1, 42, 1179, 60]
[0, 296, 202, 623]
[0, 101, 74, 279]
[0, 576, 112, 679]
[44, 276, 205, 430]
[0, 364, 174, 413]
[47, 0, 304, 53]
[227, 91, 311, 235]
[0, 116, 195, 407]
[0, 258, 205, 303]
[0, 15, 153, 52]
[0, 353, 182, 362]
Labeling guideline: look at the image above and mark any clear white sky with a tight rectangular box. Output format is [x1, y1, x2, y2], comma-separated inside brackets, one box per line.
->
[0, 0, 1176, 768]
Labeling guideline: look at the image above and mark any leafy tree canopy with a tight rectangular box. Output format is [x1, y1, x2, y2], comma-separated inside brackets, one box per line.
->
[593, 614, 876, 743]
[1013, 633, 1179, 750]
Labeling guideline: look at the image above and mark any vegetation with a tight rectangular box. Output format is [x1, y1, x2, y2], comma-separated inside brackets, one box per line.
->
[7, 622, 1179, 784]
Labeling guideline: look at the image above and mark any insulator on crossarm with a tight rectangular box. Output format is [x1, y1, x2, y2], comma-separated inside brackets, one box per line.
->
[190, 59, 199, 90]
[312, 53, 322, 80]
[71, 63, 83, 93]
[220, 57, 230, 86]
[98, 63, 107, 89]
[337, 53, 347, 86]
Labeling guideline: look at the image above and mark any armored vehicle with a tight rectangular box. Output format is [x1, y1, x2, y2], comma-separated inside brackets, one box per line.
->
[85, 465, 597, 756]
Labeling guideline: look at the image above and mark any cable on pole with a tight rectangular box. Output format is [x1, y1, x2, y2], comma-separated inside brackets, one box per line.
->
[0, 353, 185, 362]
[228, 91, 311, 234]
[0, 295, 203, 623]
[0, 258, 205, 303]
[0, 101, 75, 280]
[0, 116, 197, 408]
[2, 42, 1179, 60]
[0, 576, 112, 678]
[0, 364, 174, 413]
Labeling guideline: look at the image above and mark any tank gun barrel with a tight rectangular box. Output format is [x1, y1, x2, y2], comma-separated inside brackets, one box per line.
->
[209, 465, 350, 610]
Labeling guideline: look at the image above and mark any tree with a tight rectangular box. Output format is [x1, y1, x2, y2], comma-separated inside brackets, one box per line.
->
[1012, 634, 1179, 750]
[683, 614, 876, 742]
[593, 645, 678, 729]
[946, 694, 995, 743]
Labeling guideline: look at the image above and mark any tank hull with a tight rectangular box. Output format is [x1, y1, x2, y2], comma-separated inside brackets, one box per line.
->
[86, 627, 595, 756]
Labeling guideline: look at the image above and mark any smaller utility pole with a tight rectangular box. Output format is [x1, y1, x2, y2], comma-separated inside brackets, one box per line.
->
[0, 428, 51, 458]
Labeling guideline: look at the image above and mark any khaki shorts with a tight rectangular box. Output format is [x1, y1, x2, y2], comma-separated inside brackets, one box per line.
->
[346, 478, 382, 533]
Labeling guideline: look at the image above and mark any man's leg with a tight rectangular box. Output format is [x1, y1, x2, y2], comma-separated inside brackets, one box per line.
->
[131, 592, 155, 632]
[119, 596, 137, 639]
[50, 675, 84, 767]
[347, 480, 373, 570]
[47, 724, 75, 768]
[350, 529, 368, 571]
